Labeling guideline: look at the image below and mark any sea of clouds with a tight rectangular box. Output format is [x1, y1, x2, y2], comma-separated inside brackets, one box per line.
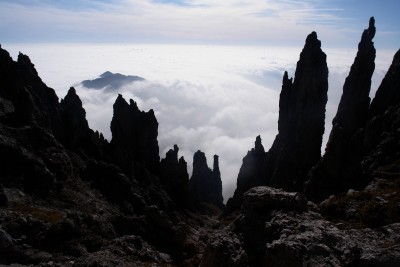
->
[3, 44, 396, 201]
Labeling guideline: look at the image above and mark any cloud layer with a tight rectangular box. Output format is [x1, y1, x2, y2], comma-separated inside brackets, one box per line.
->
[3, 43, 396, 200]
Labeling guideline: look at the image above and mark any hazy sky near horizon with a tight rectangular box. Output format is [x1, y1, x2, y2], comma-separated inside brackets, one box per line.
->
[1, 0, 399, 49]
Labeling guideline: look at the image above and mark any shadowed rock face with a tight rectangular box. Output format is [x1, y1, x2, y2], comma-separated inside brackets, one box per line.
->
[0, 47, 63, 137]
[226, 31, 328, 210]
[264, 31, 328, 192]
[81, 71, 145, 91]
[362, 49, 400, 178]
[226, 136, 265, 212]
[189, 151, 224, 208]
[305, 17, 377, 201]
[110, 94, 160, 176]
[60, 87, 90, 148]
[368, 49, 400, 118]
[159, 145, 190, 208]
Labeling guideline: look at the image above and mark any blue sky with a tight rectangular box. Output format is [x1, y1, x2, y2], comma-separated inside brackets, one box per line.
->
[1, 0, 399, 48]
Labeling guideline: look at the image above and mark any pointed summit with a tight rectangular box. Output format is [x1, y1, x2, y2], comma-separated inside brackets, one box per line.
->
[60, 87, 89, 148]
[227, 31, 328, 211]
[189, 151, 224, 208]
[159, 144, 190, 208]
[110, 94, 159, 176]
[306, 17, 377, 201]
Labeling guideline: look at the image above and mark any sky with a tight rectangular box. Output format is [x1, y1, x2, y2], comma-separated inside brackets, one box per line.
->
[0, 0, 399, 48]
[0, 0, 399, 201]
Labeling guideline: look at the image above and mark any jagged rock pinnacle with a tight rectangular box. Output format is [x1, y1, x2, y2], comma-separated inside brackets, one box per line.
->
[305, 17, 377, 201]
[189, 150, 224, 208]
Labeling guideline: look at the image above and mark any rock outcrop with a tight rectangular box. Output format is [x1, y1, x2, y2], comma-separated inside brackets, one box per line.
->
[59, 87, 109, 159]
[159, 145, 191, 208]
[227, 31, 328, 209]
[189, 151, 224, 208]
[225, 136, 265, 212]
[362, 49, 400, 178]
[368, 49, 400, 117]
[264, 31, 328, 191]
[0, 46, 63, 136]
[59, 87, 90, 148]
[204, 186, 400, 267]
[110, 94, 160, 176]
[305, 17, 377, 201]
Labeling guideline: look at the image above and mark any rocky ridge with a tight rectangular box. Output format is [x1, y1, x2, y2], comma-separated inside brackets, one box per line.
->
[0, 44, 223, 266]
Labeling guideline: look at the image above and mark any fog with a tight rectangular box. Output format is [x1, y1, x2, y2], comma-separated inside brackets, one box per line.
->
[3, 44, 396, 200]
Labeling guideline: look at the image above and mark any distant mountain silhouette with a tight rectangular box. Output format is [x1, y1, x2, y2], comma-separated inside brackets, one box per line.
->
[80, 71, 144, 90]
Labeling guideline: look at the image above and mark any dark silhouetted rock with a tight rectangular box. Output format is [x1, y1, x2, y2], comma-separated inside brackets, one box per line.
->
[227, 31, 328, 211]
[368, 49, 400, 117]
[110, 94, 160, 176]
[200, 229, 248, 267]
[81, 71, 145, 91]
[0, 47, 63, 137]
[0, 228, 14, 264]
[306, 17, 377, 201]
[60, 87, 109, 158]
[226, 136, 265, 212]
[0, 125, 75, 194]
[264, 31, 328, 191]
[363, 50, 400, 175]
[159, 145, 190, 208]
[189, 151, 224, 208]
[60, 87, 90, 148]
[0, 184, 7, 205]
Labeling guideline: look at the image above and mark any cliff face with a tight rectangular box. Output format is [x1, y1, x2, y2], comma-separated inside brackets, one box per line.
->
[305, 17, 377, 201]
[189, 151, 224, 208]
[110, 94, 160, 176]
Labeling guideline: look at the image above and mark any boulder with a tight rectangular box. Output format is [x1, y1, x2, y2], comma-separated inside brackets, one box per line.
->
[242, 186, 307, 215]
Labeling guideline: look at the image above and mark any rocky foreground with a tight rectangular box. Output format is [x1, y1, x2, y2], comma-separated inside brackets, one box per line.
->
[1, 17, 400, 266]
